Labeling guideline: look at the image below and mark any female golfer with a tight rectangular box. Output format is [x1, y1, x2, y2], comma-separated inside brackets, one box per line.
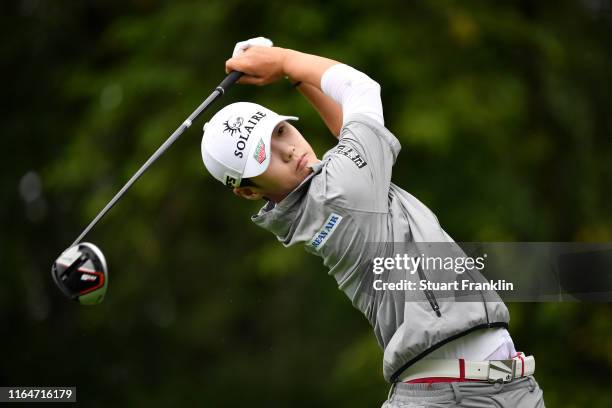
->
[201, 37, 545, 407]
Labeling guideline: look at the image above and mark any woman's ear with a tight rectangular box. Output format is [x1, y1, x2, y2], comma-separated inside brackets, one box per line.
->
[233, 186, 264, 201]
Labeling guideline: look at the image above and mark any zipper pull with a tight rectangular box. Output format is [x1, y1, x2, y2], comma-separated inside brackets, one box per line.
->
[423, 288, 442, 317]
[431, 301, 442, 317]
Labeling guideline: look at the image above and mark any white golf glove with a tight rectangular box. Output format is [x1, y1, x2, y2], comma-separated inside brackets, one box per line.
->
[232, 37, 273, 58]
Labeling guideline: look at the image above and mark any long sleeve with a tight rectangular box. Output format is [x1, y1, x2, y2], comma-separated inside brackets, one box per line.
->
[321, 64, 385, 127]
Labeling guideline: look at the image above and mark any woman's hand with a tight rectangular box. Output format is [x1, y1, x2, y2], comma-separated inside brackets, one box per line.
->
[225, 46, 288, 86]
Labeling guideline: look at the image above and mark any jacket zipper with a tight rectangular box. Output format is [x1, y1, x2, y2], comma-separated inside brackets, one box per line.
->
[417, 265, 442, 317]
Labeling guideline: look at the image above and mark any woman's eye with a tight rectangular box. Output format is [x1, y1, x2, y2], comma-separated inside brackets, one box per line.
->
[277, 126, 284, 135]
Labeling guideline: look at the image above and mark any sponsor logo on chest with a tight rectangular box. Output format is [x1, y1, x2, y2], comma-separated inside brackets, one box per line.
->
[309, 213, 343, 250]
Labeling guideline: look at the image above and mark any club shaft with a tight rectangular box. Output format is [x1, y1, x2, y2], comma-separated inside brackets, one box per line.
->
[71, 71, 243, 247]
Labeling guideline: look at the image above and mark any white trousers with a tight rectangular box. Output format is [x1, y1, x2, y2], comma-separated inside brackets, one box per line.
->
[382, 376, 545, 408]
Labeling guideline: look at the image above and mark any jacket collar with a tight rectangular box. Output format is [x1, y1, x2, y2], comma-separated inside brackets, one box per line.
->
[251, 160, 325, 240]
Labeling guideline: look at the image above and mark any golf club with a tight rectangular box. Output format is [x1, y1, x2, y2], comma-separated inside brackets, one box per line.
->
[51, 70, 244, 305]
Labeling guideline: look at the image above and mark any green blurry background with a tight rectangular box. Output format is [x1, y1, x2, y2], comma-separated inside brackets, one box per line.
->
[2, 0, 612, 406]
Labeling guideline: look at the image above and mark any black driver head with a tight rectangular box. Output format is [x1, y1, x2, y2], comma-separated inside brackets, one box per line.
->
[51, 242, 108, 305]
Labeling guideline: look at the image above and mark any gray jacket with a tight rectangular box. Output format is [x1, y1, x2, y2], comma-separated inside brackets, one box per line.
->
[252, 114, 510, 382]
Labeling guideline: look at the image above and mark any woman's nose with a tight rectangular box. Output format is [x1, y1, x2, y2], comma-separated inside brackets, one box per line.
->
[282, 145, 295, 162]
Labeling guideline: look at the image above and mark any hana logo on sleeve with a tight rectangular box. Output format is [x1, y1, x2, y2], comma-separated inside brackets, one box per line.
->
[333, 144, 367, 168]
[309, 213, 343, 250]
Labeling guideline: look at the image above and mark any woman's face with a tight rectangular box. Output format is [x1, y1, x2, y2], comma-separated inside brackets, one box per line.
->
[234, 121, 319, 202]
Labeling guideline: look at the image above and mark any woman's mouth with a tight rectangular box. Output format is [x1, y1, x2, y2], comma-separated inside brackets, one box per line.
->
[296, 153, 308, 171]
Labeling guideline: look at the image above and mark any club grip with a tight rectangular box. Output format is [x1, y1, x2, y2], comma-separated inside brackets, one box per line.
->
[217, 71, 244, 94]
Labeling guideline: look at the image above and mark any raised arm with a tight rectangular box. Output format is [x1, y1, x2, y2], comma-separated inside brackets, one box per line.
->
[294, 82, 343, 137]
[225, 46, 383, 137]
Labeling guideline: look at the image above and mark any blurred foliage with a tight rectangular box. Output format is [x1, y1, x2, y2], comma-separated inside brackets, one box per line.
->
[2, 0, 612, 406]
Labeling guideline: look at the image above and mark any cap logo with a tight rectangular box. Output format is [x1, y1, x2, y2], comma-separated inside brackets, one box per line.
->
[224, 174, 239, 187]
[253, 139, 266, 164]
[243, 111, 267, 135]
[232, 111, 267, 159]
[223, 116, 244, 136]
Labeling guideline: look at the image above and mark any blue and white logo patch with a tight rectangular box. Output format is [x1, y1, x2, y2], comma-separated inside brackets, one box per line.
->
[309, 213, 343, 250]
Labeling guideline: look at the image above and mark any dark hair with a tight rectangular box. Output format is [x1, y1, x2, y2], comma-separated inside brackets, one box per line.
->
[238, 178, 257, 188]
[237, 177, 269, 201]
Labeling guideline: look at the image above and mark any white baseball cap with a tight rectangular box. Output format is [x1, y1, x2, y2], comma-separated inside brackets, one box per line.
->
[201, 102, 298, 187]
